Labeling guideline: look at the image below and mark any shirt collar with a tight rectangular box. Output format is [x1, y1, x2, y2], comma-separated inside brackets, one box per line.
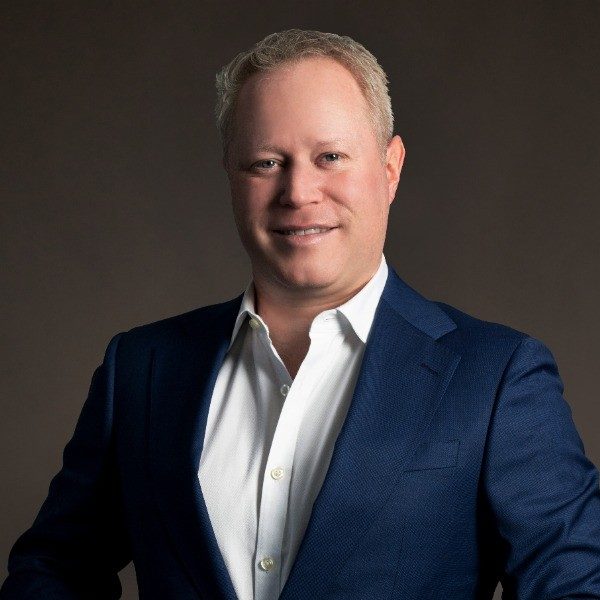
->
[228, 281, 262, 351]
[227, 254, 388, 350]
[335, 253, 388, 343]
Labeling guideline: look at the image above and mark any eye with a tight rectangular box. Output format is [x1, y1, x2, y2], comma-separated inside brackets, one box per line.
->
[318, 153, 345, 166]
[251, 159, 279, 171]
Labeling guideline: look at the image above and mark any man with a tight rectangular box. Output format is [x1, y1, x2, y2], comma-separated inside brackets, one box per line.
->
[2, 28, 600, 600]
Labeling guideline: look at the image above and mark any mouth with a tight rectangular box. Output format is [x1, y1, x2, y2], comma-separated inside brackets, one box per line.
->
[271, 225, 338, 246]
[273, 226, 337, 236]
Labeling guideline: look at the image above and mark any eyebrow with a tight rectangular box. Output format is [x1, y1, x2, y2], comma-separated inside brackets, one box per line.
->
[252, 138, 350, 153]
[253, 143, 284, 154]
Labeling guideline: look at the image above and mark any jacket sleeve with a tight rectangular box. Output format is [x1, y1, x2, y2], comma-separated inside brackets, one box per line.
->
[483, 336, 600, 599]
[0, 333, 132, 599]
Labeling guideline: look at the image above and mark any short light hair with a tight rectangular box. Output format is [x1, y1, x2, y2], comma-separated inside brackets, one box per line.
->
[215, 29, 394, 163]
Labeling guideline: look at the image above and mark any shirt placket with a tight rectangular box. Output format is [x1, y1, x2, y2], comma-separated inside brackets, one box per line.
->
[252, 316, 345, 600]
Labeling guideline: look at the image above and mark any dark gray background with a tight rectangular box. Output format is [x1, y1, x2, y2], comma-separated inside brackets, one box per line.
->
[2, 2, 599, 597]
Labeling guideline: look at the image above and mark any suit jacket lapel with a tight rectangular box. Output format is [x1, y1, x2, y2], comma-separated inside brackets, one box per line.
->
[148, 296, 242, 600]
[280, 268, 461, 599]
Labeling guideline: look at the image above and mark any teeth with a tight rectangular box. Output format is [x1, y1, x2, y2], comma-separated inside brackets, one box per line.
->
[282, 228, 330, 236]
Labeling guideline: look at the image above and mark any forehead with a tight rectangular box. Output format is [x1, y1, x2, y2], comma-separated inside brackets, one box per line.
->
[243, 56, 363, 96]
[231, 56, 374, 150]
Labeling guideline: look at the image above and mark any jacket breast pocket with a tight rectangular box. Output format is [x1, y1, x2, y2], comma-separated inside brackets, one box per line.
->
[403, 440, 460, 472]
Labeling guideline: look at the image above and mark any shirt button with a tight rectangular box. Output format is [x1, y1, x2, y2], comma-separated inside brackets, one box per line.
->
[270, 467, 285, 480]
[249, 318, 260, 329]
[259, 556, 275, 571]
[280, 384, 290, 397]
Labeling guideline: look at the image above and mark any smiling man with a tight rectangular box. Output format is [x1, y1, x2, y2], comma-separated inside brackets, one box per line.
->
[2, 29, 600, 600]
[225, 52, 403, 378]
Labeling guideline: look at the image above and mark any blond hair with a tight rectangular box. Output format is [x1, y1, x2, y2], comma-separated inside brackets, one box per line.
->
[215, 29, 394, 162]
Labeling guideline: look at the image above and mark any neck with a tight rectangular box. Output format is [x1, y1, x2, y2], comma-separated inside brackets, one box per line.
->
[251, 268, 379, 378]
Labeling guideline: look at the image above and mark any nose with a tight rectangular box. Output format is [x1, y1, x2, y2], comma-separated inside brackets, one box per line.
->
[279, 163, 321, 208]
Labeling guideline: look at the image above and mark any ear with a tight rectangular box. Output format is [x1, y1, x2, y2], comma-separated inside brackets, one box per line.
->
[385, 135, 405, 204]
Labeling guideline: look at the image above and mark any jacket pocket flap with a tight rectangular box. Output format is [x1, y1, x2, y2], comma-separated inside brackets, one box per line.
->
[404, 440, 460, 472]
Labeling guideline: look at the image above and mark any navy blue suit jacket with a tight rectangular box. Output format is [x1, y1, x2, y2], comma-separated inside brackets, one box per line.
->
[3, 266, 600, 599]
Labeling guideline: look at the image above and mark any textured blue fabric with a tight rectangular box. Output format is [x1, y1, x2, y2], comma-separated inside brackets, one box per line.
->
[2, 266, 600, 599]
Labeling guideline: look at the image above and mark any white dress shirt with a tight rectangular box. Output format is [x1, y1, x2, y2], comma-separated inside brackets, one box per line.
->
[198, 254, 388, 600]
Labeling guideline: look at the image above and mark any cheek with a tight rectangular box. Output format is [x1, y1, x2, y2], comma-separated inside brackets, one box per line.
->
[330, 170, 388, 220]
[231, 182, 266, 226]
[230, 198, 257, 242]
[234, 177, 276, 205]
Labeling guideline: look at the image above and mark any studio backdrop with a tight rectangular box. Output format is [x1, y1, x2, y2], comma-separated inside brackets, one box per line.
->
[2, 2, 599, 598]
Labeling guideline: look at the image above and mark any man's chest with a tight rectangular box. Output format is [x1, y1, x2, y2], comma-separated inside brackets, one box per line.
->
[198, 322, 367, 599]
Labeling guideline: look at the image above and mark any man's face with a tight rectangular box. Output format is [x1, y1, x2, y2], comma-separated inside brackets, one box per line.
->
[226, 56, 404, 299]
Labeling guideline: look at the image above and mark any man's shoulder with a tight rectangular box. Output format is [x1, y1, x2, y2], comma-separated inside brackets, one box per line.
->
[110, 294, 243, 354]
[381, 268, 545, 372]
[432, 299, 537, 359]
[382, 267, 534, 357]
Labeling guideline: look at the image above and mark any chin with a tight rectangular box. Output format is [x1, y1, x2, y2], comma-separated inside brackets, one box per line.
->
[271, 260, 339, 291]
